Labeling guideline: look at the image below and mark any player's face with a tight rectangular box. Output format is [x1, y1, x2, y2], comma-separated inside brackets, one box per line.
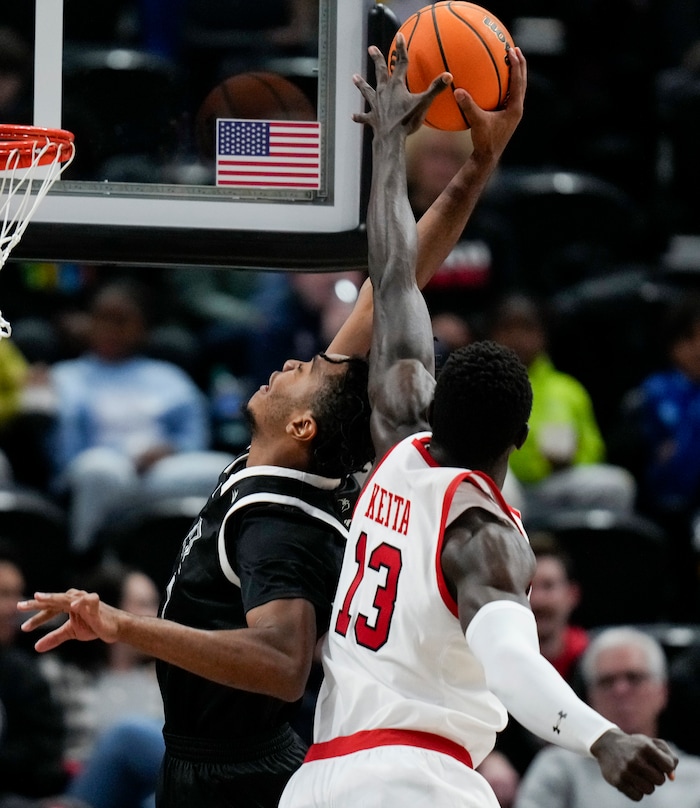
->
[246, 353, 348, 434]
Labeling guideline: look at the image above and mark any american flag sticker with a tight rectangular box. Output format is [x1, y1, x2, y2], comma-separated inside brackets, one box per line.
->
[216, 119, 322, 189]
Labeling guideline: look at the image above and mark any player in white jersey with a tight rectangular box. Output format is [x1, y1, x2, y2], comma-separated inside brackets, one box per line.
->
[280, 36, 677, 808]
[312, 431, 528, 769]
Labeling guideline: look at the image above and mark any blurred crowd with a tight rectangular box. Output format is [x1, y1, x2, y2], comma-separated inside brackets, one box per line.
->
[1, 1, 700, 807]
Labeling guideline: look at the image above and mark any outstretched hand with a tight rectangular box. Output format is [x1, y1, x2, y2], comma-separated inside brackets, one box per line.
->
[17, 589, 121, 652]
[454, 45, 527, 165]
[591, 728, 678, 802]
[352, 33, 451, 138]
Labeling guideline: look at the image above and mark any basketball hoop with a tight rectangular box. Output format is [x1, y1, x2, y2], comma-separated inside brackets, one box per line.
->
[0, 125, 75, 338]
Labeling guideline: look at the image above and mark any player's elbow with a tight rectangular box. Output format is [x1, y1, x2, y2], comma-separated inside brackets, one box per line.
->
[272, 662, 310, 702]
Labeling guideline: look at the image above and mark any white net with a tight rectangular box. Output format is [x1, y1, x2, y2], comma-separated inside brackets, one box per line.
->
[0, 128, 75, 338]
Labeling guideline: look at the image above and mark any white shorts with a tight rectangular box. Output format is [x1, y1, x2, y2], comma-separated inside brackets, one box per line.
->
[279, 744, 501, 808]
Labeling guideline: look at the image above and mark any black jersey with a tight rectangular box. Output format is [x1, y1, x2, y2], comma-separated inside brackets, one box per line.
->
[156, 452, 352, 741]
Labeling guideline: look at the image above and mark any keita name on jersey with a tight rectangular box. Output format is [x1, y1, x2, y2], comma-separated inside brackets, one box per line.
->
[363, 482, 411, 535]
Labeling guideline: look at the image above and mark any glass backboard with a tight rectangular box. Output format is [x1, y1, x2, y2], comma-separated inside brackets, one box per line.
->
[0, 1, 401, 270]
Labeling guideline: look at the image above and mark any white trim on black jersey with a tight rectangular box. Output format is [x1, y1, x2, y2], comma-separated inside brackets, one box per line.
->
[217, 492, 350, 586]
[220, 463, 342, 497]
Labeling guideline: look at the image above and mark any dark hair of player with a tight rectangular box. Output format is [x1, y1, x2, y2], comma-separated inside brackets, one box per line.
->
[431, 339, 532, 468]
[310, 353, 373, 478]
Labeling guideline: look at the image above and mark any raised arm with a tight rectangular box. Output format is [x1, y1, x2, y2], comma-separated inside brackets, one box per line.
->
[327, 46, 527, 359]
[352, 36, 449, 457]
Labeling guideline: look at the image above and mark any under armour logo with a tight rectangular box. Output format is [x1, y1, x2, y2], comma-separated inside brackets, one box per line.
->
[553, 710, 567, 734]
[231, 488, 239, 505]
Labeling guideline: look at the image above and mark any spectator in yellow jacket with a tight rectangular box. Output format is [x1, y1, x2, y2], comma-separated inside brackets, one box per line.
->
[487, 293, 636, 521]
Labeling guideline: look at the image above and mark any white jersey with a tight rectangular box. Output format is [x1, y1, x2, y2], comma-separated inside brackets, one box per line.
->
[313, 432, 529, 768]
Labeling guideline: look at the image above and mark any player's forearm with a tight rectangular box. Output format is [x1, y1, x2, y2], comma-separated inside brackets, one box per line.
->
[116, 612, 311, 701]
[325, 278, 373, 357]
[367, 135, 434, 380]
[415, 150, 499, 289]
[328, 150, 498, 359]
[466, 601, 616, 756]
[367, 136, 417, 293]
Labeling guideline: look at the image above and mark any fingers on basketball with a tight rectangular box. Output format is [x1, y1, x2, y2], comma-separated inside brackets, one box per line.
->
[389, 2, 515, 131]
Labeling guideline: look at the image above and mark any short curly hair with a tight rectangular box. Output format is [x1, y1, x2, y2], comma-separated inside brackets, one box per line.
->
[309, 354, 374, 478]
[431, 340, 532, 467]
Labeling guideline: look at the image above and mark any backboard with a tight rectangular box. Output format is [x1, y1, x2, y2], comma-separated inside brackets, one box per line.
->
[0, 1, 402, 270]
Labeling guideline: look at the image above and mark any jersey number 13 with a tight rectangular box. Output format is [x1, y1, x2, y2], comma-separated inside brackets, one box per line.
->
[334, 531, 403, 651]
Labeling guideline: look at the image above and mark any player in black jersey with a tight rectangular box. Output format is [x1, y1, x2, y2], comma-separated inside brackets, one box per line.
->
[17, 54, 529, 808]
[21, 350, 373, 808]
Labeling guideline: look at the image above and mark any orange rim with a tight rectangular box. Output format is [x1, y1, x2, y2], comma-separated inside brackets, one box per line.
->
[0, 125, 75, 169]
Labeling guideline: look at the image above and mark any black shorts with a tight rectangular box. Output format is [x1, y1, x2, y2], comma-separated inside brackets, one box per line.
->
[157, 724, 307, 808]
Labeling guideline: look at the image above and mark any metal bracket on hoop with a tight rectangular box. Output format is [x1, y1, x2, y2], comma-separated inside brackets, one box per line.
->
[0, 125, 75, 338]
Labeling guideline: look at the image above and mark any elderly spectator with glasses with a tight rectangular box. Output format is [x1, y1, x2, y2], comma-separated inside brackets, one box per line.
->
[515, 627, 700, 808]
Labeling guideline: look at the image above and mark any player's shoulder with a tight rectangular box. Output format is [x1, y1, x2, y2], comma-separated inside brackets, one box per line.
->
[370, 359, 434, 459]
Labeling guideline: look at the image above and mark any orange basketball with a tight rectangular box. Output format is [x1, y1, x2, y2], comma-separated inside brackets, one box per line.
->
[389, 2, 514, 131]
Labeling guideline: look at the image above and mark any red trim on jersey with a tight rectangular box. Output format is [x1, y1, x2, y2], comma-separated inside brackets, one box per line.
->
[304, 728, 473, 768]
[467, 469, 527, 536]
[437, 472, 473, 617]
[409, 436, 461, 616]
[412, 435, 438, 466]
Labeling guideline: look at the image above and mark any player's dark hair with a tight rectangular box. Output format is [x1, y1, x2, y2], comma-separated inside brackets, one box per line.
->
[310, 354, 373, 478]
[431, 340, 532, 468]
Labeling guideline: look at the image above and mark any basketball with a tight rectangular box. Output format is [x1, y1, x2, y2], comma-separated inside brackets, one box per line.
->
[389, 2, 515, 131]
[195, 72, 316, 160]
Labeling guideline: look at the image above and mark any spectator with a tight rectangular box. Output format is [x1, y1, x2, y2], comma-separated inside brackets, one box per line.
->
[0, 339, 29, 431]
[613, 293, 700, 523]
[476, 749, 521, 808]
[431, 310, 473, 368]
[0, 26, 32, 125]
[495, 531, 590, 776]
[0, 338, 33, 485]
[487, 292, 636, 522]
[44, 279, 234, 556]
[663, 639, 700, 757]
[0, 541, 67, 801]
[38, 561, 164, 777]
[38, 562, 164, 806]
[515, 626, 700, 808]
[528, 532, 588, 679]
[65, 716, 163, 808]
[405, 124, 517, 319]
[610, 293, 700, 617]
